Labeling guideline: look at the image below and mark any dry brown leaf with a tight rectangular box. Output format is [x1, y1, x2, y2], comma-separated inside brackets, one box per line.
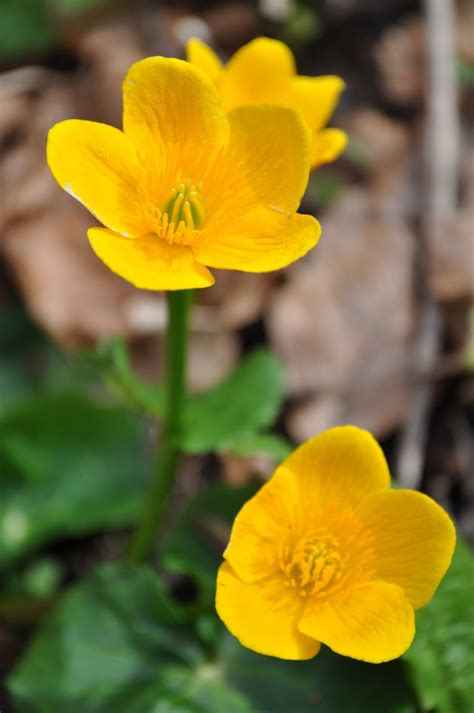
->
[0, 23, 146, 347]
[203, 2, 258, 49]
[219, 452, 276, 486]
[374, 16, 426, 106]
[128, 323, 239, 395]
[457, 0, 474, 65]
[0, 71, 138, 347]
[428, 210, 474, 303]
[428, 145, 474, 302]
[343, 108, 412, 177]
[341, 108, 417, 213]
[76, 22, 146, 126]
[375, 10, 474, 106]
[198, 269, 278, 330]
[184, 330, 240, 394]
[267, 183, 415, 440]
[2, 206, 134, 346]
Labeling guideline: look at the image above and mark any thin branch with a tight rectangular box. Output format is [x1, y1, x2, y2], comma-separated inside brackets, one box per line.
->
[397, 0, 460, 488]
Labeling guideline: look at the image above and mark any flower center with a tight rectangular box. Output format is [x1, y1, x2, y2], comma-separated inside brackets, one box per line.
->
[280, 529, 346, 598]
[140, 178, 205, 246]
[163, 179, 205, 231]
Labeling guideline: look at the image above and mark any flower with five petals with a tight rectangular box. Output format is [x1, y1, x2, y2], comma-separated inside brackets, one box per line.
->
[47, 57, 320, 291]
[187, 36, 348, 170]
[216, 426, 455, 662]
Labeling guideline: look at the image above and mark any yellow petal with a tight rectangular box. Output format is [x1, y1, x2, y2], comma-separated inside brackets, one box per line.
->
[193, 103, 317, 273]
[47, 120, 142, 236]
[356, 490, 456, 610]
[281, 426, 391, 514]
[291, 75, 345, 132]
[223, 426, 388, 584]
[311, 128, 348, 169]
[218, 37, 296, 110]
[298, 581, 415, 663]
[223, 467, 299, 583]
[87, 228, 214, 290]
[194, 209, 320, 273]
[186, 38, 223, 83]
[122, 57, 229, 159]
[216, 562, 320, 660]
[223, 104, 312, 213]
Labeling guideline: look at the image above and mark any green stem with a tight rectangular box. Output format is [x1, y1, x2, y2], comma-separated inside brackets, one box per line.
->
[125, 290, 192, 565]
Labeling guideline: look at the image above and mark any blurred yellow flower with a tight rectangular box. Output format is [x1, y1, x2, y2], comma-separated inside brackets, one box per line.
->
[187, 37, 348, 170]
[216, 426, 455, 663]
[47, 57, 320, 291]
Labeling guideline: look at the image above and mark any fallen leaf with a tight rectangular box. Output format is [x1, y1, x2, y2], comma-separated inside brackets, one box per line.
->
[268, 181, 415, 439]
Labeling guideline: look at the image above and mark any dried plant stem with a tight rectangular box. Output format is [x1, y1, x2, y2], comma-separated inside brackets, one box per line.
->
[397, 0, 460, 487]
[125, 290, 192, 564]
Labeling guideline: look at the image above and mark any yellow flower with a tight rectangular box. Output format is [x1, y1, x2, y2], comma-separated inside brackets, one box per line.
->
[216, 426, 456, 663]
[187, 37, 348, 170]
[46, 58, 320, 291]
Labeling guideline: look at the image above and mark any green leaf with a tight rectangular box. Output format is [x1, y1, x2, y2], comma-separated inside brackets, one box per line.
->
[0, 359, 32, 415]
[8, 564, 205, 713]
[162, 482, 259, 598]
[52, 0, 104, 15]
[221, 633, 416, 713]
[229, 432, 293, 461]
[0, 0, 55, 59]
[90, 338, 163, 416]
[403, 538, 474, 713]
[182, 349, 285, 454]
[0, 0, 107, 60]
[0, 393, 150, 568]
[463, 306, 474, 371]
[457, 59, 474, 87]
[89, 342, 287, 460]
[0, 0, 54, 59]
[0, 309, 48, 415]
[281, 5, 321, 49]
[0, 307, 101, 414]
[8, 563, 417, 713]
[20, 557, 63, 598]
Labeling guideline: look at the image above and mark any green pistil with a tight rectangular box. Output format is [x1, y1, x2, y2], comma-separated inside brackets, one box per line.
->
[163, 179, 205, 230]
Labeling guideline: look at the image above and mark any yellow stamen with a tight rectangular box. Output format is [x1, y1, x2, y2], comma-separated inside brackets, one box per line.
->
[279, 529, 349, 599]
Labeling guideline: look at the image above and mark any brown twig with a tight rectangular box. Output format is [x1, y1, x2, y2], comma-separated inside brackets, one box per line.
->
[396, 0, 460, 488]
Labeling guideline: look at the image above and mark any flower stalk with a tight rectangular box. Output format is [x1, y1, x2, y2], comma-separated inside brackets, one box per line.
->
[125, 290, 192, 564]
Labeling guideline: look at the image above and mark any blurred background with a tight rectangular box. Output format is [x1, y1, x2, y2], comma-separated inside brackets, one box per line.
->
[0, 0, 473, 711]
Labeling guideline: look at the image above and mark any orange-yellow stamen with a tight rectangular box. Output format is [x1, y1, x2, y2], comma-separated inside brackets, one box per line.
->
[280, 529, 345, 598]
[140, 178, 205, 246]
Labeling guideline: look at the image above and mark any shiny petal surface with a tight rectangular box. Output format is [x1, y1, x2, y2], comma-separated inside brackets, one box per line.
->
[219, 37, 296, 109]
[299, 581, 415, 663]
[216, 562, 320, 660]
[47, 120, 141, 236]
[123, 57, 229, 156]
[88, 228, 214, 290]
[281, 426, 391, 514]
[311, 128, 348, 168]
[291, 75, 345, 132]
[357, 490, 456, 609]
[186, 38, 223, 83]
[223, 467, 299, 583]
[194, 210, 320, 273]
[223, 104, 312, 213]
